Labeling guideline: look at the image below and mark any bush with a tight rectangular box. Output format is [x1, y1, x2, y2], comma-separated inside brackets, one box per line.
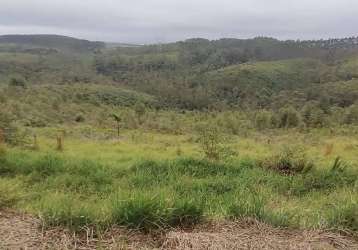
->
[260, 146, 314, 175]
[196, 122, 223, 161]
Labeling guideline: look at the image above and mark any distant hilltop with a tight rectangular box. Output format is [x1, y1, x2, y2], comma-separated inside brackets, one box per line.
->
[1, 34, 358, 52]
[0, 34, 105, 53]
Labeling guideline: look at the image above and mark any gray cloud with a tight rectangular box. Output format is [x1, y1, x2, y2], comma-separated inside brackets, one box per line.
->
[0, 0, 357, 44]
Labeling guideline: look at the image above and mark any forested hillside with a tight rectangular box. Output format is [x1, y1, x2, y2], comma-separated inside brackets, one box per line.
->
[1, 35, 358, 129]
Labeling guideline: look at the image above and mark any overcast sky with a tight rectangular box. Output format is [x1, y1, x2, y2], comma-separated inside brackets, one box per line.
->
[0, 0, 357, 44]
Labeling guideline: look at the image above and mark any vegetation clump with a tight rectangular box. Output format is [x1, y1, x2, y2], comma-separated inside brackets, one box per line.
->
[196, 122, 237, 162]
[228, 194, 292, 227]
[112, 195, 203, 231]
[259, 146, 314, 175]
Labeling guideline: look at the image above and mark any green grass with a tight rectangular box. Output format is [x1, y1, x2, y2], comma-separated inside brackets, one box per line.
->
[0, 129, 357, 232]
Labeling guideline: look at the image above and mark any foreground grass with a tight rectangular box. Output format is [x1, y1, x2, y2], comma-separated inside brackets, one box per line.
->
[0, 130, 357, 232]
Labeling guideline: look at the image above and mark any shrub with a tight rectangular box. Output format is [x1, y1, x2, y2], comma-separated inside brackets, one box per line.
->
[196, 122, 237, 161]
[278, 106, 301, 128]
[260, 146, 314, 175]
[196, 122, 223, 161]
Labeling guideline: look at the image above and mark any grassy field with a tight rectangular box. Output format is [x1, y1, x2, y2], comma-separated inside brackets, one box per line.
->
[0, 127, 357, 233]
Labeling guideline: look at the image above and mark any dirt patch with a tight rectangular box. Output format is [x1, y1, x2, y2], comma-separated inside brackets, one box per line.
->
[0, 210, 158, 249]
[163, 220, 358, 250]
[1, 210, 357, 249]
[0, 210, 46, 249]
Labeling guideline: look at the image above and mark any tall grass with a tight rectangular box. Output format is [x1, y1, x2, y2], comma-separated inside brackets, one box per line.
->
[0, 178, 23, 209]
[112, 194, 203, 231]
[1, 148, 357, 232]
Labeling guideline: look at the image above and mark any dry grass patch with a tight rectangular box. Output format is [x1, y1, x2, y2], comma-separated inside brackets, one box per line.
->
[163, 220, 358, 250]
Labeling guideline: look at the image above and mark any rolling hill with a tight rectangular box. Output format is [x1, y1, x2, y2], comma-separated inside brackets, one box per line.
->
[1, 34, 358, 111]
[0, 34, 105, 53]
